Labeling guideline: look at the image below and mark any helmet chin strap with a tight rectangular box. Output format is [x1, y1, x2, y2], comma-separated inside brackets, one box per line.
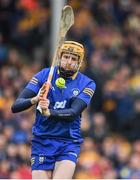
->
[59, 66, 77, 79]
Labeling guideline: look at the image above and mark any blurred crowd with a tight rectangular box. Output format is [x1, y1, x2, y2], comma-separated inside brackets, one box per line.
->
[0, 0, 140, 179]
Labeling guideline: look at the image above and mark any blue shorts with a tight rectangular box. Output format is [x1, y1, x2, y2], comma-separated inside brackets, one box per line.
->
[31, 137, 81, 170]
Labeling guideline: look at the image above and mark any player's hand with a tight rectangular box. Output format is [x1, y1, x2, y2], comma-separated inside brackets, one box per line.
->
[37, 83, 51, 116]
[39, 98, 50, 109]
[39, 83, 47, 99]
[31, 96, 39, 105]
[39, 98, 50, 116]
[31, 83, 46, 105]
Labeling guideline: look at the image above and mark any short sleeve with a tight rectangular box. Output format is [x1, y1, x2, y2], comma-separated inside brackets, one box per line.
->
[77, 81, 96, 105]
[25, 69, 48, 94]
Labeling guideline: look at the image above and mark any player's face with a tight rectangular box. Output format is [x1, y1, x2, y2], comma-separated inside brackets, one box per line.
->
[60, 52, 79, 72]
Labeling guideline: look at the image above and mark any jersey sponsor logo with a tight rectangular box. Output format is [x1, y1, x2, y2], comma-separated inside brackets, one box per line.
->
[54, 100, 67, 109]
[72, 88, 80, 96]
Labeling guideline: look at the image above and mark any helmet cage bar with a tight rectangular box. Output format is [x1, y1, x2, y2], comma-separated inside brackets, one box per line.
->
[60, 51, 80, 63]
[59, 52, 80, 73]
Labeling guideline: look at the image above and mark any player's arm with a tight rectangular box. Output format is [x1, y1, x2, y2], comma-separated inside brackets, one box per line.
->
[12, 68, 49, 113]
[41, 98, 87, 121]
[11, 88, 39, 113]
[51, 98, 87, 120]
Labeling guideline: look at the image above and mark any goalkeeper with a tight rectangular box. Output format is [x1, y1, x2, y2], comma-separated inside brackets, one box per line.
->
[11, 41, 96, 179]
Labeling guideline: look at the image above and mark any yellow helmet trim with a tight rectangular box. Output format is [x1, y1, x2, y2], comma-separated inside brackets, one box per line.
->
[59, 41, 85, 64]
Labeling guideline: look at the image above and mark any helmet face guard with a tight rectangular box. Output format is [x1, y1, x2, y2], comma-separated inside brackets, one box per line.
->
[58, 41, 85, 78]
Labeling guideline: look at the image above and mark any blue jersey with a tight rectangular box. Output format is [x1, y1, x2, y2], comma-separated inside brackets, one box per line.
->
[26, 66, 96, 142]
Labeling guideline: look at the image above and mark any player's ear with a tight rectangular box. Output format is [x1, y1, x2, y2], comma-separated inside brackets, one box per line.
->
[80, 58, 86, 72]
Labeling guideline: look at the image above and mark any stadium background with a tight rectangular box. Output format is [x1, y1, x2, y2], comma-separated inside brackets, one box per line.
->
[0, 0, 140, 178]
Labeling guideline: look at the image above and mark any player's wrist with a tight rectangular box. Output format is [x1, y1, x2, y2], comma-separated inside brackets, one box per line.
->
[42, 108, 51, 116]
[31, 96, 39, 105]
